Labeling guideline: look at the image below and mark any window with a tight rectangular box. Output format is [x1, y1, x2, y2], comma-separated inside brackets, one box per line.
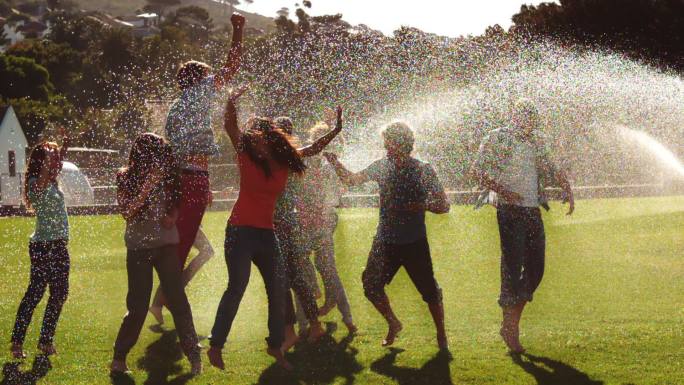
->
[8, 151, 16, 177]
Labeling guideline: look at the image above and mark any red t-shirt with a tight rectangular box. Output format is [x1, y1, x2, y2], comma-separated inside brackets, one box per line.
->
[229, 152, 289, 229]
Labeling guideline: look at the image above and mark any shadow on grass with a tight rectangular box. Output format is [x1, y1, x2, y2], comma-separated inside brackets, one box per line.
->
[511, 353, 604, 385]
[134, 329, 194, 385]
[370, 347, 453, 385]
[0, 355, 51, 385]
[256, 323, 363, 385]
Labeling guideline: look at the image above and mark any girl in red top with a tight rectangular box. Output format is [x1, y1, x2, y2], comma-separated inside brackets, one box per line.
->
[208, 87, 341, 371]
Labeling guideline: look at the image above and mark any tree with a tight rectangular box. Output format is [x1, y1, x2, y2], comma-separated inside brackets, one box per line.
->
[6, 40, 82, 98]
[144, 0, 181, 16]
[0, 54, 53, 101]
[168, 5, 214, 42]
[512, 0, 684, 70]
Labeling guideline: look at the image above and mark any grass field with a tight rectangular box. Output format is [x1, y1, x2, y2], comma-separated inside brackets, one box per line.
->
[0, 196, 683, 385]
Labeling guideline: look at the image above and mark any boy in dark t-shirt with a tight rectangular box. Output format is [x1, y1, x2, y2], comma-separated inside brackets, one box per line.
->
[324, 122, 451, 350]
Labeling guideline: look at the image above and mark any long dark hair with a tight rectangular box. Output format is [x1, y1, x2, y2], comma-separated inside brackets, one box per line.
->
[23, 141, 59, 211]
[240, 117, 306, 177]
[117, 133, 180, 215]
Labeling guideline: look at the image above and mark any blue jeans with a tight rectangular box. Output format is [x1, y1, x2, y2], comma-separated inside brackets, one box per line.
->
[210, 225, 287, 349]
[496, 205, 546, 308]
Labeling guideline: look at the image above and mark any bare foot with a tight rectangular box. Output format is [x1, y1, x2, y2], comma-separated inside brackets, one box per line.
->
[110, 359, 130, 374]
[282, 326, 300, 352]
[382, 320, 403, 347]
[37, 343, 57, 356]
[318, 301, 336, 317]
[307, 322, 326, 343]
[207, 347, 225, 370]
[149, 306, 164, 325]
[499, 327, 525, 354]
[266, 347, 293, 371]
[344, 321, 358, 335]
[10, 343, 26, 359]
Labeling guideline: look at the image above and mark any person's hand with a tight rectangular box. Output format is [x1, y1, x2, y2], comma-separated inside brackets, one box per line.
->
[323, 107, 336, 127]
[563, 191, 575, 216]
[57, 125, 68, 140]
[231, 13, 245, 29]
[499, 190, 523, 205]
[228, 83, 250, 103]
[323, 152, 338, 164]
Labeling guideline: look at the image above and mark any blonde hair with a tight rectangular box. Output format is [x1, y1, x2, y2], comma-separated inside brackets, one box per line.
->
[382, 121, 414, 151]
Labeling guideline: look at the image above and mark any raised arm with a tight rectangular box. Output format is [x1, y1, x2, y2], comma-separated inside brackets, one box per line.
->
[224, 84, 250, 151]
[214, 13, 245, 89]
[300, 106, 343, 158]
[323, 152, 369, 186]
[34, 146, 57, 192]
[58, 126, 70, 167]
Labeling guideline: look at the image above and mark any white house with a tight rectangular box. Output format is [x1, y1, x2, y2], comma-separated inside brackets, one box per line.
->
[0, 106, 29, 206]
[0, 19, 50, 52]
[0, 106, 95, 208]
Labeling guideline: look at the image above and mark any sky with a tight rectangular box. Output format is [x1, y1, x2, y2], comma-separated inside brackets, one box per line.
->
[238, 0, 557, 37]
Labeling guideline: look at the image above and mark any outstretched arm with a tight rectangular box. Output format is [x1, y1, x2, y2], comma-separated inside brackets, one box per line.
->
[223, 84, 249, 152]
[215, 13, 245, 89]
[323, 152, 369, 186]
[300, 106, 343, 158]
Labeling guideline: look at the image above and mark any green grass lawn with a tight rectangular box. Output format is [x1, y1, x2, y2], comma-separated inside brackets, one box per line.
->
[0, 196, 683, 385]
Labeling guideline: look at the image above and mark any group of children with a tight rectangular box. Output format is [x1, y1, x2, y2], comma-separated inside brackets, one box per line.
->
[8, 13, 576, 377]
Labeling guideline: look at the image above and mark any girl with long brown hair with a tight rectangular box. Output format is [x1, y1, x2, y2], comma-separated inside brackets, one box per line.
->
[11, 133, 70, 359]
[110, 133, 201, 376]
[207, 86, 341, 371]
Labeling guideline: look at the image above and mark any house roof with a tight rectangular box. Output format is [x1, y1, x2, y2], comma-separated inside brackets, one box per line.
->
[16, 20, 47, 33]
[0, 106, 28, 144]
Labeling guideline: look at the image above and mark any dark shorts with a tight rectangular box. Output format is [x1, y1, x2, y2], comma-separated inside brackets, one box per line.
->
[496, 205, 546, 307]
[362, 236, 442, 304]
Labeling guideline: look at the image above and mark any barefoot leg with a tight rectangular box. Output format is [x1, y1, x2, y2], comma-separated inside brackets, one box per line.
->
[282, 324, 300, 352]
[266, 347, 293, 371]
[428, 301, 448, 350]
[369, 295, 402, 346]
[500, 302, 526, 353]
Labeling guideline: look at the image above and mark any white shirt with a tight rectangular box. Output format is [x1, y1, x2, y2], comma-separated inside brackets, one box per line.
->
[476, 127, 549, 208]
